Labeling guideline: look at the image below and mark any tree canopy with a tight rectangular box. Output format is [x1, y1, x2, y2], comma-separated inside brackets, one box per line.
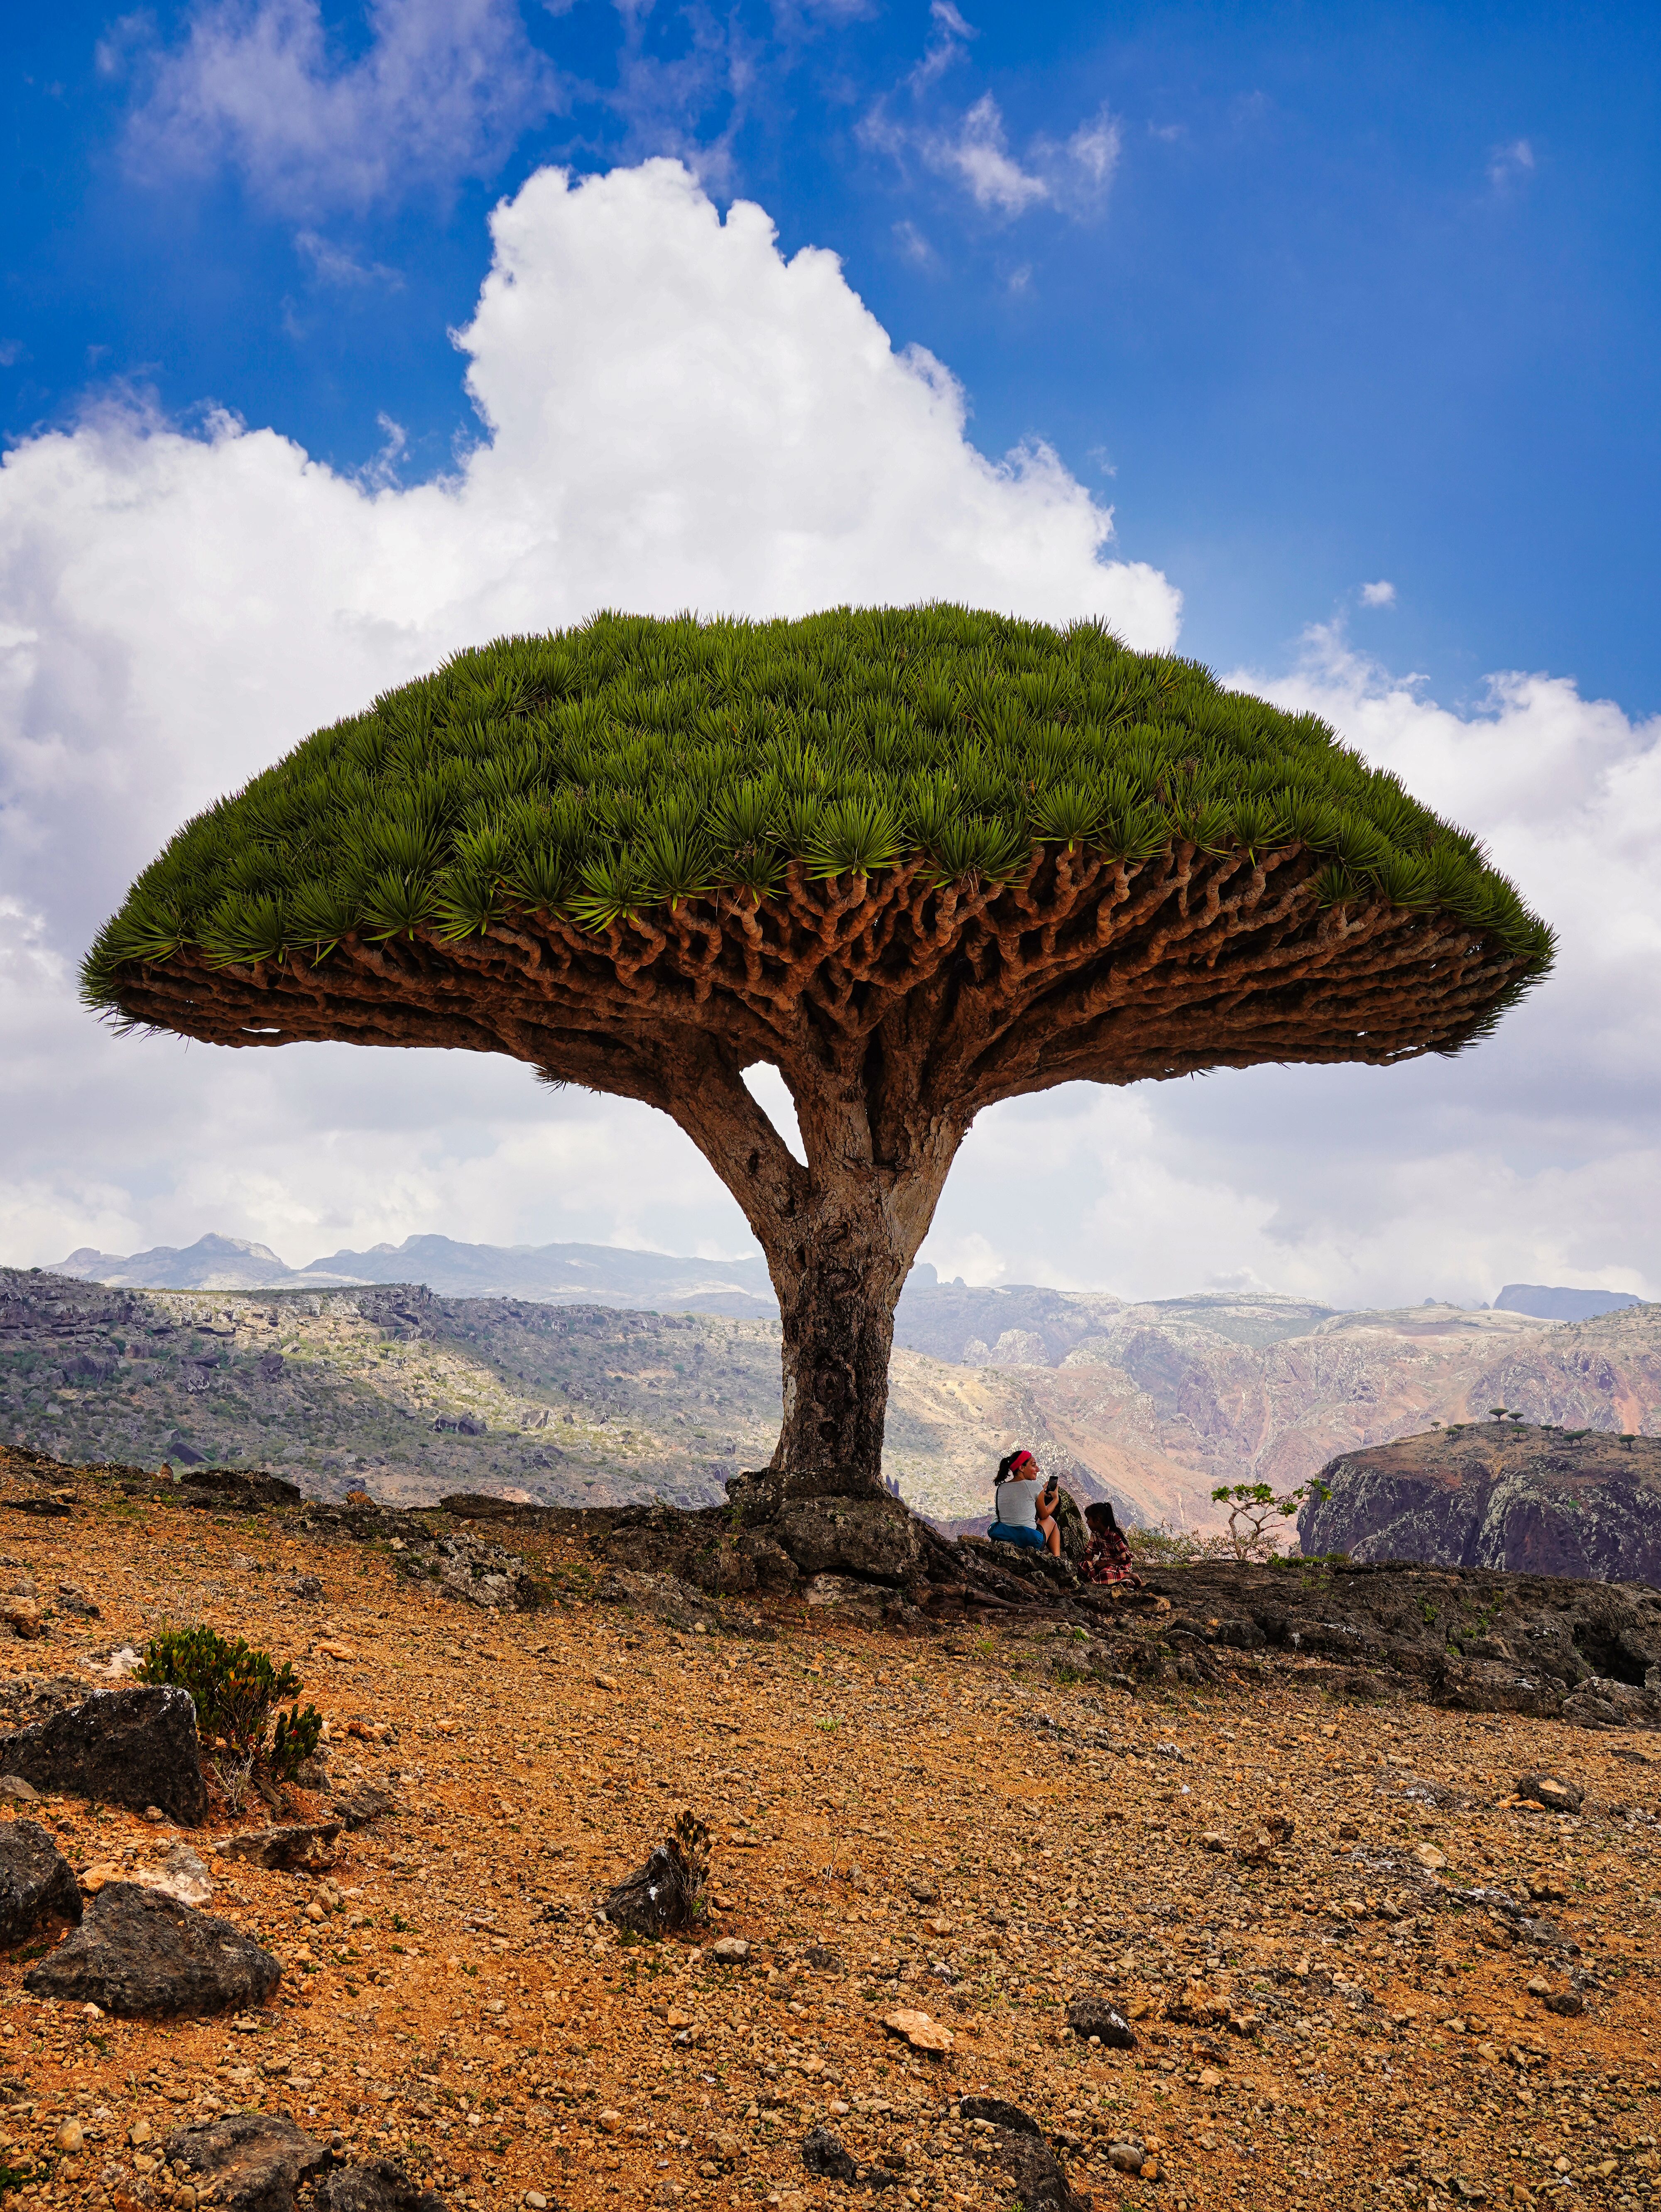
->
[85, 603, 1551, 1025]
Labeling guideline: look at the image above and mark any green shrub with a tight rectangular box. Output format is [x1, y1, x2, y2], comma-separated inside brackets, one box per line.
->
[269, 1701, 325, 1780]
[138, 1625, 322, 1804]
[1126, 1523, 1234, 1566]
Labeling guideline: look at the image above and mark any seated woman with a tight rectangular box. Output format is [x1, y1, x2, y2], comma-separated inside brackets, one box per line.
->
[988, 1449, 1062, 1558]
[1079, 1499, 1142, 1588]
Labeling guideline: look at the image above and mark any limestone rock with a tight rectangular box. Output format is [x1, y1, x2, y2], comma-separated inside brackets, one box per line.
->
[1065, 1991, 1138, 2048]
[882, 2008, 952, 2051]
[0, 1820, 82, 1946]
[23, 1880, 280, 2016]
[800, 2126, 858, 2183]
[0, 1685, 208, 1825]
[163, 2111, 328, 2211]
[776, 1495, 920, 1584]
[216, 1820, 343, 1870]
[310, 2156, 447, 2210]
[129, 1842, 213, 1906]
[399, 1533, 545, 1612]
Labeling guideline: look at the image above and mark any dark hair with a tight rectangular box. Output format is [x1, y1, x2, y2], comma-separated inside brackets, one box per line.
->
[1085, 1500, 1120, 1534]
[996, 1450, 1035, 1485]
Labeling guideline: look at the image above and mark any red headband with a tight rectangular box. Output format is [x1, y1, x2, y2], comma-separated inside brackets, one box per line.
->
[1010, 1450, 1035, 1472]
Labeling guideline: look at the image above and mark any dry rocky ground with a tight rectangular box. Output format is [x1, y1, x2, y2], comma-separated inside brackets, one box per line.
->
[0, 1449, 1654, 2212]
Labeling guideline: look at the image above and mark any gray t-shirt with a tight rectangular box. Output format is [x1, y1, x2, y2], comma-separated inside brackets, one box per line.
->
[995, 1474, 1046, 1529]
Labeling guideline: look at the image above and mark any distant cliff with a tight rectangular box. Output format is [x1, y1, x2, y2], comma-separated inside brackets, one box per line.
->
[1299, 1422, 1661, 1583]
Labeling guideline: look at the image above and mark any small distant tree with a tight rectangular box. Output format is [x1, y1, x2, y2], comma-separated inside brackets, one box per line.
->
[1210, 1480, 1331, 1562]
[84, 608, 1552, 1500]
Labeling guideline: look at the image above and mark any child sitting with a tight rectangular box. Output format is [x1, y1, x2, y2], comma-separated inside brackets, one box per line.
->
[1079, 1499, 1142, 1587]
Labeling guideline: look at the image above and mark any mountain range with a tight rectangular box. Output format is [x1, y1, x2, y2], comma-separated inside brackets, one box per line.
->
[42, 1231, 1644, 1328]
[47, 1231, 779, 1316]
[6, 1255, 1657, 1536]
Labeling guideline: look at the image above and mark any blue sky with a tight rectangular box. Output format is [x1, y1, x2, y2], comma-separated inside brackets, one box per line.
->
[11, 0, 1658, 708]
[2, 0, 1659, 1305]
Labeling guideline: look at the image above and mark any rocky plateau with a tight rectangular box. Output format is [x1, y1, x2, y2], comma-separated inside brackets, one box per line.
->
[1301, 1423, 1661, 1584]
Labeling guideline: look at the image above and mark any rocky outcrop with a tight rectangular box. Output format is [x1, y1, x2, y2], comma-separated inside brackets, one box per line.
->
[0, 1684, 208, 1825]
[596, 1471, 924, 1597]
[0, 1822, 82, 1947]
[1299, 1423, 1661, 1582]
[1123, 1554, 1661, 1725]
[24, 1881, 282, 2015]
[162, 2111, 330, 2210]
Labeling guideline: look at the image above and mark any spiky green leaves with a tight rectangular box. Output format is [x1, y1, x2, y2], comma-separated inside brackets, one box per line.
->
[82, 603, 1555, 1011]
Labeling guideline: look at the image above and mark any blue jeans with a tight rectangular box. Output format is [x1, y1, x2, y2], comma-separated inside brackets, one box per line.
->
[988, 1522, 1044, 1548]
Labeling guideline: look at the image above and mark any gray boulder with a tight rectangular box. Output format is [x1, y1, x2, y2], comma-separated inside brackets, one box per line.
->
[0, 1821, 82, 1947]
[0, 1685, 207, 1825]
[996, 2131, 1090, 2212]
[24, 1880, 280, 2016]
[164, 2111, 328, 2211]
[1562, 1678, 1661, 1729]
[801, 2126, 858, 2183]
[330, 1786, 398, 1832]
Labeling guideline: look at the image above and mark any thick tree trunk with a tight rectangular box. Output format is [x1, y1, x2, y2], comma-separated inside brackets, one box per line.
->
[662, 1043, 961, 1498]
[771, 1199, 910, 1492]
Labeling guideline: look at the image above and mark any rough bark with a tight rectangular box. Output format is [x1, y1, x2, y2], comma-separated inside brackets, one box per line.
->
[100, 844, 1540, 1496]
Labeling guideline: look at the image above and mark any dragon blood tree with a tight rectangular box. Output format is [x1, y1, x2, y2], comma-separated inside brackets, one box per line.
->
[85, 606, 1552, 1507]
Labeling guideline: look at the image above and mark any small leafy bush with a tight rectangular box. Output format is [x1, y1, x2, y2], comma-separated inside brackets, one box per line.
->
[1126, 1523, 1235, 1566]
[270, 1701, 325, 1780]
[137, 1625, 322, 1807]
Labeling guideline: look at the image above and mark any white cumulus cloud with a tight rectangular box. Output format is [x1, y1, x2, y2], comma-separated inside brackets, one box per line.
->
[1360, 578, 1396, 607]
[0, 158, 1178, 1270]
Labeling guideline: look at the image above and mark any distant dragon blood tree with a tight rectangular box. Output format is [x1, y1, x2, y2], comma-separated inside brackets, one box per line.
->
[85, 606, 1553, 1496]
